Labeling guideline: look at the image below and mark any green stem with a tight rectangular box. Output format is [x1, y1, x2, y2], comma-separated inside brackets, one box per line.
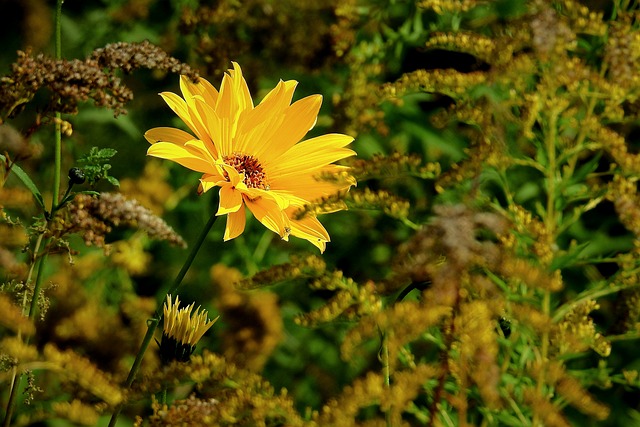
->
[3, 233, 48, 427]
[52, 0, 63, 211]
[108, 210, 218, 427]
[382, 331, 392, 427]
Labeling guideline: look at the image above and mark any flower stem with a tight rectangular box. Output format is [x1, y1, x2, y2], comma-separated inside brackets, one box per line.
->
[2, 234, 47, 427]
[381, 331, 392, 427]
[52, 0, 63, 211]
[108, 210, 218, 427]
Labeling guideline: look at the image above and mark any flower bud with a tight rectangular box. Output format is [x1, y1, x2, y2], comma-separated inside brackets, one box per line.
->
[68, 167, 86, 185]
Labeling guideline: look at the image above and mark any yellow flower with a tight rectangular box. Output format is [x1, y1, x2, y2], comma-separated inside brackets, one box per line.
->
[160, 294, 218, 363]
[145, 62, 356, 252]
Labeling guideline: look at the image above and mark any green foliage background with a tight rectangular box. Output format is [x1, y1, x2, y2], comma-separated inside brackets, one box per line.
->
[2, 0, 640, 426]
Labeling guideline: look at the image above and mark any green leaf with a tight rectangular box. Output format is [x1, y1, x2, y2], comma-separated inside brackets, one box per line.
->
[77, 147, 119, 187]
[106, 176, 120, 187]
[1, 154, 45, 211]
[550, 241, 591, 270]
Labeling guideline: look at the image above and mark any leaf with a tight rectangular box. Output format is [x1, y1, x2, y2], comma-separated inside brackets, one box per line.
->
[106, 176, 120, 187]
[550, 241, 591, 270]
[0, 154, 45, 210]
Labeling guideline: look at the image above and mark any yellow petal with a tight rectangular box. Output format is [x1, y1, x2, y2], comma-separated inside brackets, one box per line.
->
[229, 62, 253, 113]
[193, 97, 227, 157]
[235, 80, 295, 154]
[159, 92, 201, 138]
[184, 139, 217, 164]
[270, 177, 346, 203]
[180, 75, 218, 107]
[244, 196, 290, 240]
[223, 204, 246, 241]
[289, 215, 329, 253]
[217, 184, 244, 215]
[268, 134, 355, 178]
[260, 79, 298, 105]
[216, 63, 253, 123]
[144, 127, 195, 145]
[219, 164, 247, 188]
[199, 173, 224, 193]
[258, 94, 322, 163]
[245, 188, 292, 211]
[147, 142, 212, 173]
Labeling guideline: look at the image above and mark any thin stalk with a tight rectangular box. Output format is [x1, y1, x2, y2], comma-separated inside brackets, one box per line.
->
[108, 210, 218, 427]
[2, 233, 46, 427]
[52, 0, 63, 211]
[533, 107, 560, 426]
[381, 331, 392, 427]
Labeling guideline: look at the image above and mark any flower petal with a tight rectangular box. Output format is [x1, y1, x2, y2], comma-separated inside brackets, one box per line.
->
[269, 165, 355, 202]
[236, 80, 297, 154]
[216, 62, 253, 123]
[258, 94, 322, 164]
[217, 184, 244, 215]
[180, 75, 218, 108]
[159, 92, 203, 139]
[144, 127, 195, 145]
[245, 187, 292, 210]
[193, 97, 227, 158]
[199, 173, 224, 194]
[184, 139, 217, 164]
[147, 141, 213, 173]
[229, 62, 254, 113]
[244, 196, 290, 240]
[268, 134, 355, 178]
[224, 204, 246, 241]
[289, 214, 330, 253]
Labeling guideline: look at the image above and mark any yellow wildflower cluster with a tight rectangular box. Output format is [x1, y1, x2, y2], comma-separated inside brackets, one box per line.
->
[451, 301, 501, 408]
[346, 187, 410, 221]
[608, 175, 640, 239]
[507, 302, 553, 334]
[109, 233, 152, 276]
[140, 351, 306, 426]
[342, 300, 450, 365]
[558, 0, 607, 36]
[522, 386, 570, 427]
[235, 254, 326, 290]
[0, 294, 35, 336]
[417, 0, 484, 14]
[51, 400, 99, 426]
[532, 360, 610, 421]
[296, 274, 381, 327]
[498, 256, 563, 292]
[0, 335, 39, 362]
[120, 160, 175, 215]
[210, 263, 282, 371]
[551, 300, 611, 357]
[43, 254, 158, 374]
[349, 152, 441, 181]
[43, 343, 123, 407]
[382, 69, 487, 100]
[316, 364, 441, 425]
[503, 204, 555, 266]
[425, 32, 500, 64]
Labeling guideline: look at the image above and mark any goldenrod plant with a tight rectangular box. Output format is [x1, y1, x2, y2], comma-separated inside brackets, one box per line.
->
[1, 0, 640, 426]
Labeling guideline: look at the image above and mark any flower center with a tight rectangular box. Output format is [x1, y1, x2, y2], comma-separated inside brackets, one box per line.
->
[223, 153, 268, 189]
